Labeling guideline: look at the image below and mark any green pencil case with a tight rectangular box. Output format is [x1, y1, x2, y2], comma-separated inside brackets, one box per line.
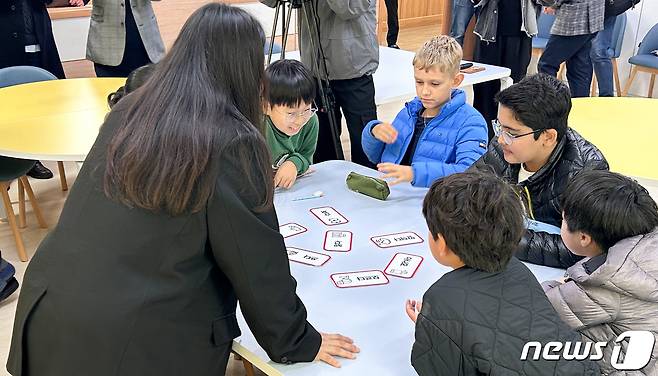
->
[345, 171, 390, 201]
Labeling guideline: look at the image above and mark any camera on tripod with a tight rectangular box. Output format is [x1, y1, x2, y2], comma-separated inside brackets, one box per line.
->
[266, 0, 344, 160]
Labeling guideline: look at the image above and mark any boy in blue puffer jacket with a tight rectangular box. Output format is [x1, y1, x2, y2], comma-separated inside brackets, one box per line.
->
[361, 36, 488, 187]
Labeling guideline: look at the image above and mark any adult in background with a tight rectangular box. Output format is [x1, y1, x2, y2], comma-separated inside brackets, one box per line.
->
[0, 0, 84, 179]
[449, 0, 476, 46]
[472, 0, 541, 139]
[538, 0, 604, 97]
[384, 0, 400, 49]
[87, 0, 165, 77]
[591, 14, 617, 97]
[260, 0, 379, 167]
[8, 4, 358, 375]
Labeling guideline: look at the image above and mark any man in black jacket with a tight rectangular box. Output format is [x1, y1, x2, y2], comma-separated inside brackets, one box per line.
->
[470, 74, 608, 268]
[406, 171, 599, 375]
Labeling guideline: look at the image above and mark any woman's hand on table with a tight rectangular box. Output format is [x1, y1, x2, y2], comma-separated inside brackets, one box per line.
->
[314, 332, 360, 368]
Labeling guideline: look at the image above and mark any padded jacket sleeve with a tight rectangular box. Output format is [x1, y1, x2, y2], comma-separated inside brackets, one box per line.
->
[412, 313, 468, 376]
[411, 114, 488, 187]
[516, 230, 584, 269]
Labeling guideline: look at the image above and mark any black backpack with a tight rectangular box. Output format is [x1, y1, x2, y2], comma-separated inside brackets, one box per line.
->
[604, 0, 640, 17]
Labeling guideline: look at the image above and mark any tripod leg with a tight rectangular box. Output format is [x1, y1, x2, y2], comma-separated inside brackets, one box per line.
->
[267, 2, 282, 65]
[281, 3, 295, 57]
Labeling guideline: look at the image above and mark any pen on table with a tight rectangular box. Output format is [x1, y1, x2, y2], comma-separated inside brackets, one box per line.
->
[292, 191, 324, 201]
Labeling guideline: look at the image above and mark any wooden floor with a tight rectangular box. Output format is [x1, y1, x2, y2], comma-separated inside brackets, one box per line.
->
[0, 9, 440, 376]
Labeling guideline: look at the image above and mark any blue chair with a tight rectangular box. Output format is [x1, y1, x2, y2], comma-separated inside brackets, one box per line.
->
[0, 66, 53, 262]
[533, 13, 566, 78]
[264, 39, 282, 55]
[0, 157, 46, 262]
[591, 14, 627, 96]
[0, 66, 69, 191]
[623, 22, 658, 97]
[532, 12, 555, 52]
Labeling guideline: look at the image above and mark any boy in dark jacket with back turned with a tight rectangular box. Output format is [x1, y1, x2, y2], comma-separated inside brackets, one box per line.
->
[470, 74, 609, 268]
[405, 171, 599, 376]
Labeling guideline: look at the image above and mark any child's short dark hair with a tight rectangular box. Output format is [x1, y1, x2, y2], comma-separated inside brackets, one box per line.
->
[422, 171, 525, 273]
[264, 59, 316, 108]
[562, 170, 658, 251]
[107, 64, 156, 108]
[495, 73, 571, 142]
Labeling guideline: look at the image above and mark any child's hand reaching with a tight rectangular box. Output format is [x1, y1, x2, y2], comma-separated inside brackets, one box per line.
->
[372, 122, 398, 144]
[378, 163, 413, 185]
[274, 161, 298, 189]
[405, 299, 422, 323]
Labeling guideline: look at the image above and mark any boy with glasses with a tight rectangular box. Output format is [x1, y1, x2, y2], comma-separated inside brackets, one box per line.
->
[471, 74, 609, 268]
[264, 59, 319, 189]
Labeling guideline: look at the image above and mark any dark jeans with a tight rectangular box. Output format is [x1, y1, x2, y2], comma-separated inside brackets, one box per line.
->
[591, 16, 616, 96]
[384, 0, 399, 46]
[314, 74, 377, 167]
[473, 35, 532, 139]
[449, 0, 475, 46]
[539, 33, 597, 98]
[23, 51, 43, 70]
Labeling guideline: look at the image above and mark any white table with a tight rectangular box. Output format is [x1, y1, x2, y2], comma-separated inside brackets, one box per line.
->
[232, 160, 565, 376]
[271, 47, 513, 105]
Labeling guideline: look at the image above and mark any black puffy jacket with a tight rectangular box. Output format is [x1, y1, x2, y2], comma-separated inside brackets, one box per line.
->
[411, 257, 601, 376]
[470, 128, 609, 268]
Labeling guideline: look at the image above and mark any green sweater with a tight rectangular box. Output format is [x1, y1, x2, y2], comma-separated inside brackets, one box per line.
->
[265, 114, 319, 174]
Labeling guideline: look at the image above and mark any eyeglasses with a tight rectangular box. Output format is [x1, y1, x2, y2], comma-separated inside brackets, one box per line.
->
[277, 107, 318, 123]
[492, 119, 545, 146]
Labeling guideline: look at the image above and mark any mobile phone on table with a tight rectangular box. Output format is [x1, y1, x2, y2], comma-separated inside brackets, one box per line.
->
[460, 62, 474, 70]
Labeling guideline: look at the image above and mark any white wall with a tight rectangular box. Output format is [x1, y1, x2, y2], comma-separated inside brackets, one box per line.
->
[51, 16, 90, 61]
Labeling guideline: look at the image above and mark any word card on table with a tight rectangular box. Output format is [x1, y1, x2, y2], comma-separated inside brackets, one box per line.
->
[309, 206, 349, 226]
[384, 253, 423, 279]
[330, 270, 389, 288]
[286, 247, 331, 267]
[371, 231, 423, 249]
[323, 230, 353, 252]
[279, 223, 308, 238]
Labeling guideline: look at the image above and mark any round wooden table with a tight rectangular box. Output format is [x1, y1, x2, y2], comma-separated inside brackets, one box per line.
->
[0, 77, 125, 161]
[569, 97, 658, 180]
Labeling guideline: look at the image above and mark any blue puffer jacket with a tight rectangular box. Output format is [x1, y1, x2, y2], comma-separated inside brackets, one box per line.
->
[361, 89, 488, 187]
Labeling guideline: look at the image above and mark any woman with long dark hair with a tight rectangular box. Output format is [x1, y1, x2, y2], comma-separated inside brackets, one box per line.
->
[7, 4, 358, 375]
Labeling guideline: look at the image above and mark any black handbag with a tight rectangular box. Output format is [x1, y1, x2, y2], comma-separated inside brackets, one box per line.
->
[604, 0, 640, 18]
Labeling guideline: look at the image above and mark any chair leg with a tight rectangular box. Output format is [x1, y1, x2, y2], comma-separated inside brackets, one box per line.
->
[0, 182, 28, 262]
[649, 74, 656, 98]
[591, 73, 597, 97]
[57, 161, 68, 191]
[19, 177, 47, 229]
[557, 63, 566, 81]
[623, 66, 638, 96]
[18, 179, 26, 229]
[612, 59, 622, 96]
[242, 359, 256, 376]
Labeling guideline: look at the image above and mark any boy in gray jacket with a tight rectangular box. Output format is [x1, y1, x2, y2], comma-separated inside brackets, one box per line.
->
[543, 170, 658, 375]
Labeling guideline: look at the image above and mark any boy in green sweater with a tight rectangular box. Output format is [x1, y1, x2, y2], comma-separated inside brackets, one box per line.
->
[265, 59, 319, 189]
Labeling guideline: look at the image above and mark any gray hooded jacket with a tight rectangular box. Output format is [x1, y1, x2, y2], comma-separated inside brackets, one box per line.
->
[260, 0, 379, 81]
[543, 228, 658, 375]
